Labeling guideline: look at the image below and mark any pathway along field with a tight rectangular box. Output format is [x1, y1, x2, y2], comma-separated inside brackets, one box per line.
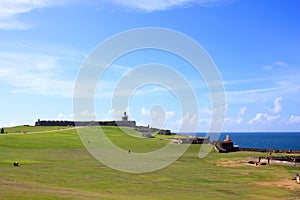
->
[0, 126, 299, 199]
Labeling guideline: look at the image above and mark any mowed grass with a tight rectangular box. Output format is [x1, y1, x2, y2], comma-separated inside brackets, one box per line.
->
[0, 126, 299, 199]
[3, 125, 73, 134]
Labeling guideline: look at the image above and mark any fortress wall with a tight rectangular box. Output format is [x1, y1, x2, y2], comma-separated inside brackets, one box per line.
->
[35, 120, 136, 127]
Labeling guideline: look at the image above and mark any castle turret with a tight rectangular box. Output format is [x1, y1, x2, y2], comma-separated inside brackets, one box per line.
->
[121, 112, 128, 122]
[224, 134, 232, 143]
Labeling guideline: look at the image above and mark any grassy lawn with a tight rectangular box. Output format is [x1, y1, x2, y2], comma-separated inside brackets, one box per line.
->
[2, 125, 74, 134]
[0, 126, 299, 199]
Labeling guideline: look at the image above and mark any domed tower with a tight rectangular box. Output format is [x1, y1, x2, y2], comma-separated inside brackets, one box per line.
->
[224, 134, 232, 143]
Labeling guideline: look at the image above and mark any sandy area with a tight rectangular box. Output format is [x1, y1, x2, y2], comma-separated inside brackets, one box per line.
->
[255, 179, 300, 191]
[214, 160, 300, 191]
[214, 159, 251, 167]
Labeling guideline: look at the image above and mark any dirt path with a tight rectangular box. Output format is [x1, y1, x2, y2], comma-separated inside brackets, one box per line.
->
[6, 127, 84, 135]
[214, 159, 250, 167]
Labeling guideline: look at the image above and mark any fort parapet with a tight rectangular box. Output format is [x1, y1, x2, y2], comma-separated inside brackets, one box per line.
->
[35, 119, 136, 127]
[35, 112, 136, 127]
[35, 117, 136, 127]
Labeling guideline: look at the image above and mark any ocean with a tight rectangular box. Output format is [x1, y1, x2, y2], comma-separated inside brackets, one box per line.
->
[183, 132, 300, 150]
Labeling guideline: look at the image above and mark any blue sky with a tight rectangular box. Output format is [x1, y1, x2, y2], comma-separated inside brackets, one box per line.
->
[0, 0, 299, 132]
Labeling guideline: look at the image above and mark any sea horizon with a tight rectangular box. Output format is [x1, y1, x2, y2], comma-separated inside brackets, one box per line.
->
[178, 132, 300, 151]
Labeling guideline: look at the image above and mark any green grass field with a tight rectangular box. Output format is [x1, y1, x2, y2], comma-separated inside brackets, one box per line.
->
[0, 126, 299, 199]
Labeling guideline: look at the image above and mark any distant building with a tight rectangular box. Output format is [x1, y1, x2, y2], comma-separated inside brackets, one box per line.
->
[215, 134, 239, 153]
[158, 129, 172, 135]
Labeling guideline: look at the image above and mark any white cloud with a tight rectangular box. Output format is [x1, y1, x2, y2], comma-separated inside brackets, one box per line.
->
[224, 117, 234, 124]
[225, 87, 283, 104]
[109, 107, 130, 119]
[165, 111, 175, 118]
[224, 70, 300, 104]
[263, 65, 272, 70]
[108, 0, 230, 12]
[174, 112, 199, 132]
[233, 106, 247, 124]
[0, 43, 83, 97]
[198, 117, 210, 124]
[58, 113, 64, 120]
[248, 98, 283, 125]
[227, 87, 282, 96]
[274, 61, 288, 67]
[141, 108, 150, 116]
[238, 106, 247, 116]
[270, 97, 282, 114]
[222, 106, 247, 126]
[0, 0, 232, 29]
[248, 113, 280, 125]
[2, 121, 19, 128]
[288, 115, 300, 124]
[0, 0, 64, 29]
[0, 19, 31, 30]
[236, 117, 243, 124]
[0, 0, 47, 19]
[199, 107, 212, 116]
[110, 0, 192, 12]
[248, 113, 263, 124]
[262, 61, 288, 71]
[224, 116, 242, 125]
[80, 110, 97, 117]
[58, 113, 74, 120]
[141, 107, 175, 125]
[141, 107, 175, 129]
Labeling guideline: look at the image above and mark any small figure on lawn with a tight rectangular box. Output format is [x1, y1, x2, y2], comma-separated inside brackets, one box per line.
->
[269, 150, 273, 156]
[296, 173, 300, 184]
[293, 173, 300, 184]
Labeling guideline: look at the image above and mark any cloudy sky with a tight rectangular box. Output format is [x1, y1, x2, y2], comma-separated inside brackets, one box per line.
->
[0, 0, 299, 132]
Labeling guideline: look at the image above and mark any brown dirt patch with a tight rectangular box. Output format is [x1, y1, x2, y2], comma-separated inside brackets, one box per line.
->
[255, 178, 300, 191]
[214, 160, 250, 167]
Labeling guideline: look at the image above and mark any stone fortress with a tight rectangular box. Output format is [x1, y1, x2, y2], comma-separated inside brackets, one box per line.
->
[35, 112, 136, 127]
